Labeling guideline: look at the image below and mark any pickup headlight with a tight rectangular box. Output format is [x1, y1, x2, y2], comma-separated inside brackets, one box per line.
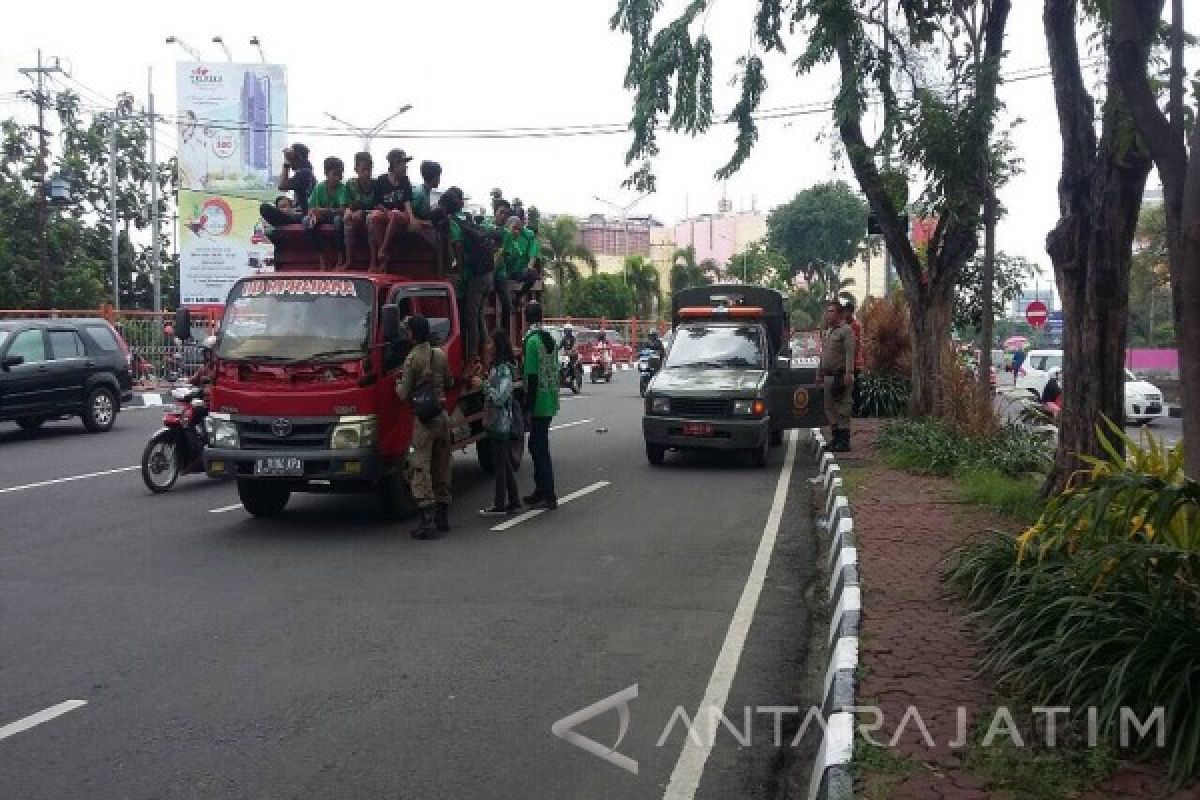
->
[649, 396, 671, 415]
[733, 398, 766, 417]
[206, 414, 239, 448]
[330, 415, 378, 450]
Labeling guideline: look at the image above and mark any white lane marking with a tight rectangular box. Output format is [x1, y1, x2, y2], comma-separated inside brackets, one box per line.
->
[209, 503, 245, 514]
[550, 418, 592, 432]
[0, 466, 139, 496]
[490, 480, 611, 532]
[662, 430, 799, 800]
[0, 700, 87, 742]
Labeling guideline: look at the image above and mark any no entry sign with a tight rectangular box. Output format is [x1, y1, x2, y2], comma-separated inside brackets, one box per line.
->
[1026, 300, 1049, 328]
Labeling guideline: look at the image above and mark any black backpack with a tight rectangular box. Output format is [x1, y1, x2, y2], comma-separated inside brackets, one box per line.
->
[411, 379, 443, 424]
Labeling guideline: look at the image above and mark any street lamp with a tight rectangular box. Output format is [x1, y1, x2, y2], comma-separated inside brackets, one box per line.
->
[211, 37, 234, 62]
[249, 36, 267, 63]
[593, 192, 650, 283]
[165, 36, 204, 61]
[324, 105, 414, 153]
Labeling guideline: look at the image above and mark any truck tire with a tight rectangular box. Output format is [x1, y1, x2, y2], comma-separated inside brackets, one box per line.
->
[646, 443, 665, 466]
[750, 438, 769, 468]
[770, 429, 784, 447]
[82, 386, 117, 432]
[15, 417, 45, 431]
[237, 480, 290, 518]
[378, 469, 418, 520]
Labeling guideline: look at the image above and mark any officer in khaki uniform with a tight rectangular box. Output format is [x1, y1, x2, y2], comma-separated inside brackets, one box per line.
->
[818, 300, 856, 452]
[395, 315, 455, 539]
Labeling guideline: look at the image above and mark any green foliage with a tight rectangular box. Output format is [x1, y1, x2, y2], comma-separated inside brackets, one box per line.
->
[565, 273, 635, 319]
[728, 240, 789, 288]
[789, 275, 854, 329]
[766, 181, 868, 282]
[623, 254, 661, 317]
[539, 216, 598, 314]
[854, 371, 911, 418]
[879, 418, 1053, 478]
[956, 468, 1044, 524]
[1128, 204, 1174, 347]
[669, 245, 715, 293]
[945, 427, 1200, 788]
[954, 252, 1037, 335]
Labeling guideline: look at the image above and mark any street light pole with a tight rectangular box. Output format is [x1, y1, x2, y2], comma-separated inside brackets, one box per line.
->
[211, 37, 233, 62]
[165, 36, 204, 61]
[324, 105, 414, 153]
[18, 49, 63, 307]
[148, 67, 161, 312]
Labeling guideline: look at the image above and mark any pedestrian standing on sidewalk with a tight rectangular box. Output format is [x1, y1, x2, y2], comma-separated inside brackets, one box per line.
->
[479, 330, 522, 517]
[522, 302, 559, 510]
[843, 298, 865, 415]
[395, 315, 454, 539]
[818, 300, 855, 452]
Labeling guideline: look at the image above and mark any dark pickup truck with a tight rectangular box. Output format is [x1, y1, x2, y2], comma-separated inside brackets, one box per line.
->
[641, 285, 825, 466]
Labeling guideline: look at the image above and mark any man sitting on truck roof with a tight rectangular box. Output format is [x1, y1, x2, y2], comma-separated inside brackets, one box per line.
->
[258, 142, 314, 230]
[368, 149, 416, 272]
[411, 161, 442, 221]
[304, 156, 350, 270]
[343, 152, 379, 271]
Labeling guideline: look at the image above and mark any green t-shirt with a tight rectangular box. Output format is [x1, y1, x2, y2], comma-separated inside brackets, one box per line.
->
[412, 184, 435, 220]
[346, 178, 377, 211]
[514, 228, 539, 272]
[497, 228, 521, 280]
[449, 212, 470, 291]
[308, 181, 349, 210]
[523, 327, 560, 419]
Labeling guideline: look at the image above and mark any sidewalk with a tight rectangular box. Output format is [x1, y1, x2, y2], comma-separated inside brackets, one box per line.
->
[842, 420, 1199, 800]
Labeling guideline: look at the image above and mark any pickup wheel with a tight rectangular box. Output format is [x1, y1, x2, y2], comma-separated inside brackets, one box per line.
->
[378, 469, 418, 520]
[770, 429, 784, 447]
[15, 417, 45, 431]
[237, 480, 290, 518]
[750, 438, 769, 468]
[646, 443, 666, 466]
[82, 386, 117, 432]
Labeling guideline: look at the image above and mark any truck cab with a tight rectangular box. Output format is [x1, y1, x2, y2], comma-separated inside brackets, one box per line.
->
[202, 225, 531, 518]
[641, 285, 825, 466]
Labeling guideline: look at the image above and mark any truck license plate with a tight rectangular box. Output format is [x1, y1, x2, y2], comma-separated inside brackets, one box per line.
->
[683, 422, 713, 437]
[254, 457, 303, 477]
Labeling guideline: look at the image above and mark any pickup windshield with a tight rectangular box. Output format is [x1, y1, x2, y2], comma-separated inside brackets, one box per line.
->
[218, 277, 373, 362]
[666, 324, 765, 370]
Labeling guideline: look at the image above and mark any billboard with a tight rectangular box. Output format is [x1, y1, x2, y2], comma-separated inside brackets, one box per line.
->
[176, 62, 287, 306]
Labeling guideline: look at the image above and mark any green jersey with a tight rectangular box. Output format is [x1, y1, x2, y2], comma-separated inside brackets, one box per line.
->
[308, 181, 349, 210]
[523, 327, 560, 419]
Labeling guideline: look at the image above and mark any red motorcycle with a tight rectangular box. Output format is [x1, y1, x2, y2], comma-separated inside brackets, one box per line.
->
[141, 386, 209, 493]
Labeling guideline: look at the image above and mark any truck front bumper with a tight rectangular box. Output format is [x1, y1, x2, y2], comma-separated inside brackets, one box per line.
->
[204, 447, 380, 485]
[642, 416, 768, 450]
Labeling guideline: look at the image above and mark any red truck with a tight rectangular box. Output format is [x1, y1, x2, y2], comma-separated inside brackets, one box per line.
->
[202, 225, 529, 518]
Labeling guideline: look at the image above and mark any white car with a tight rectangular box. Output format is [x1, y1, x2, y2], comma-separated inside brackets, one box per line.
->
[1015, 349, 1165, 424]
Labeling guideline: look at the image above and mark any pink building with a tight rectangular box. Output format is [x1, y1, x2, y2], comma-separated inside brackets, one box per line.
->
[671, 211, 768, 267]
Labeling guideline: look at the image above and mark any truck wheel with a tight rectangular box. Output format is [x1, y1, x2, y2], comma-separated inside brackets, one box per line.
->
[15, 417, 45, 431]
[82, 386, 117, 432]
[750, 438, 769, 468]
[378, 469, 418, 520]
[770, 429, 784, 447]
[646, 443, 665, 466]
[237, 480, 290, 518]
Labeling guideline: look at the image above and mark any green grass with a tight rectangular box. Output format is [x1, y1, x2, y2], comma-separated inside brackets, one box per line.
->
[853, 738, 917, 800]
[839, 466, 872, 497]
[955, 468, 1045, 525]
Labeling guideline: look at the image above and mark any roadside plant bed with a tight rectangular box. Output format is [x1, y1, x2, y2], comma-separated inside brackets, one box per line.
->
[855, 370, 911, 417]
[878, 417, 1053, 477]
[945, 425, 1200, 789]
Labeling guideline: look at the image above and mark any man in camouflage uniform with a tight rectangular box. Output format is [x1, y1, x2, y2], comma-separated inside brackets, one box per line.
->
[819, 300, 856, 452]
[396, 315, 454, 539]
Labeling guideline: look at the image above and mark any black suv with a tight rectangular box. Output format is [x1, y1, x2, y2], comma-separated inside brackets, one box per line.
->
[0, 319, 135, 433]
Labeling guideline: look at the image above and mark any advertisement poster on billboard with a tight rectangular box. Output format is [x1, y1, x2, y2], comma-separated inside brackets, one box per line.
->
[176, 62, 286, 306]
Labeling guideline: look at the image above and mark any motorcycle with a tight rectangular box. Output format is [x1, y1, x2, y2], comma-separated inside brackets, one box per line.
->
[589, 346, 614, 384]
[141, 386, 210, 493]
[559, 351, 584, 394]
[638, 348, 662, 397]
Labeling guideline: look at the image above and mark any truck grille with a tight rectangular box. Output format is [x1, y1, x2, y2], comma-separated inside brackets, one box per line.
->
[238, 418, 335, 450]
[670, 397, 731, 418]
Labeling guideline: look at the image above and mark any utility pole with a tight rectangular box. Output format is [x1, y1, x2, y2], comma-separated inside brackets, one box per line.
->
[148, 67, 162, 312]
[18, 50, 64, 307]
[110, 106, 120, 310]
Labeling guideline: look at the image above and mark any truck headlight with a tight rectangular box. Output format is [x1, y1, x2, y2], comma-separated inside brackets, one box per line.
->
[207, 415, 239, 448]
[330, 415, 378, 450]
[733, 398, 766, 417]
[649, 396, 671, 414]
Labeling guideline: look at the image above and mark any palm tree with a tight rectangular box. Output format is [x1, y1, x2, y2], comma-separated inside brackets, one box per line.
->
[624, 255, 661, 318]
[790, 276, 855, 329]
[670, 245, 714, 293]
[538, 216, 597, 314]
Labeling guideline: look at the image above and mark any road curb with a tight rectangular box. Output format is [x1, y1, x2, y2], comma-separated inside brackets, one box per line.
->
[127, 392, 171, 408]
[808, 428, 858, 800]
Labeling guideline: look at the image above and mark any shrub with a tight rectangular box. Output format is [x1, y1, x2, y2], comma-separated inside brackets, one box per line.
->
[855, 370, 911, 417]
[859, 293, 911, 375]
[935, 343, 997, 438]
[878, 418, 1052, 478]
[945, 426, 1200, 787]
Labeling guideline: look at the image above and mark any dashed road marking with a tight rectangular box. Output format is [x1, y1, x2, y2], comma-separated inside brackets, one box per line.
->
[490, 480, 612, 532]
[0, 700, 87, 742]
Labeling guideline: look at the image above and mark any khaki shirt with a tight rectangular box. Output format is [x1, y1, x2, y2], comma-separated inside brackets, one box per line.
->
[396, 342, 453, 404]
[820, 323, 855, 375]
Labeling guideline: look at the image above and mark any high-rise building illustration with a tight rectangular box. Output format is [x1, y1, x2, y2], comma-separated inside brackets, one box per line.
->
[240, 71, 271, 176]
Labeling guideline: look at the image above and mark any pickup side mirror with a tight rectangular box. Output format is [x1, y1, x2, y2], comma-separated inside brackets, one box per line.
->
[2, 354, 24, 370]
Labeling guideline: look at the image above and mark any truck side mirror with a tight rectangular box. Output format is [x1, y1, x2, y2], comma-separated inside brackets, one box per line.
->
[381, 304, 402, 342]
[1, 355, 23, 370]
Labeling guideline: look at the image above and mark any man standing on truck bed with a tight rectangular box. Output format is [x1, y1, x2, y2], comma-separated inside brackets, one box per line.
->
[819, 300, 856, 452]
[396, 315, 455, 539]
[522, 302, 559, 510]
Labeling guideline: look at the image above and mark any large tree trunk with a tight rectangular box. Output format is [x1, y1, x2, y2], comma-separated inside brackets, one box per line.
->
[978, 186, 997, 393]
[1178, 123, 1200, 479]
[1043, 0, 1152, 494]
[910, 285, 955, 415]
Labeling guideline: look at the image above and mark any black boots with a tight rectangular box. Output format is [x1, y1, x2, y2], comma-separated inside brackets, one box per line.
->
[411, 507, 437, 539]
[434, 503, 450, 533]
[829, 427, 852, 452]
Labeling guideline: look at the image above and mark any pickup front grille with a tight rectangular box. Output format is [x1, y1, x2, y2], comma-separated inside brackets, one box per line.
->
[238, 418, 336, 450]
[670, 397, 731, 418]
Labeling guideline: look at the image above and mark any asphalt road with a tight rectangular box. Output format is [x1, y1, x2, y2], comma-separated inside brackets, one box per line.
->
[0, 371, 822, 800]
[1126, 414, 1183, 450]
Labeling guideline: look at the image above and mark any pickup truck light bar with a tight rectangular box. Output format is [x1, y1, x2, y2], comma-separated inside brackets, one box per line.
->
[677, 306, 764, 318]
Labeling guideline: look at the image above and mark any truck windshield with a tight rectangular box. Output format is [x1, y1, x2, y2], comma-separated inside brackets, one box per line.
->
[666, 325, 765, 369]
[218, 277, 373, 362]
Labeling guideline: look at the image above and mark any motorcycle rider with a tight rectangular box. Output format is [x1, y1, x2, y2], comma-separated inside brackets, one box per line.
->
[645, 329, 666, 361]
[561, 323, 577, 355]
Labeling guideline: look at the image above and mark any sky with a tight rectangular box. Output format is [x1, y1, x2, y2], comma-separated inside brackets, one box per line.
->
[3, 0, 1197, 285]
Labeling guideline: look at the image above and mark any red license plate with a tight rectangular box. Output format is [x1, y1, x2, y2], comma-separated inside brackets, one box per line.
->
[682, 422, 713, 437]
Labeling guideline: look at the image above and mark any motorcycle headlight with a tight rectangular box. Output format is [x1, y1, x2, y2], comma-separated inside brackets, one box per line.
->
[207, 415, 239, 448]
[330, 415, 378, 450]
[650, 396, 671, 414]
[733, 398, 766, 417]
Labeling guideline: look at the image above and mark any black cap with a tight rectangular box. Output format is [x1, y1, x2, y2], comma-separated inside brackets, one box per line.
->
[387, 148, 414, 165]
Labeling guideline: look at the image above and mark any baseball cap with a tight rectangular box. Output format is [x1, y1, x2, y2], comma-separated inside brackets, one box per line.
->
[386, 148, 414, 165]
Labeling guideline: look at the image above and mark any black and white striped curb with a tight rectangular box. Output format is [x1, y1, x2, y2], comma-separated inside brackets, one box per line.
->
[126, 392, 173, 408]
[807, 427, 858, 800]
